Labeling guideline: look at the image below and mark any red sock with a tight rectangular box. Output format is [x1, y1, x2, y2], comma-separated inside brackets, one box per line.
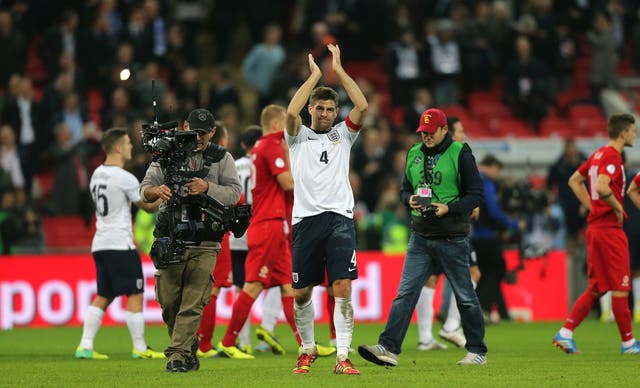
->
[327, 294, 336, 341]
[612, 295, 634, 341]
[282, 295, 302, 345]
[564, 291, 598, 331]
[222, 291, 255, 347]
[197, 295, 217, 352]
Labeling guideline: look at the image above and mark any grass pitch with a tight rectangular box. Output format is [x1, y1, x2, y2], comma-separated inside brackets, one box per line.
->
[1, 320, 638, 387]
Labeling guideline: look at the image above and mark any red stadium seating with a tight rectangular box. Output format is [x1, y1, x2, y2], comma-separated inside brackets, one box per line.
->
[43, 216, 95, 251]
[539, 117, 574, 138]
[568, 104, 606, 136]
[439, 105, 470, 124]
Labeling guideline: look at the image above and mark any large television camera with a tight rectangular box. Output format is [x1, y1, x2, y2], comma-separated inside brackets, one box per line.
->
[141, 120, 198, 187]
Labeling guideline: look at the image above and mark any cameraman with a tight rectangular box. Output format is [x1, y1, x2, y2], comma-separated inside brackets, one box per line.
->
[472, 155, 525, 323]
[139, 108, 242, 372]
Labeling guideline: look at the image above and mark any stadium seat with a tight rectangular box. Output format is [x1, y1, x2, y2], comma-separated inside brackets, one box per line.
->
[469, 99, 513, 121]
[463, 120, 492, 138]
[33, 171, 55, 202]
[539, 117, 574, 138]
[43, 215, 95, 251]
[439, 105, 469, 124]
[492, 119, 536, 138]
[569, 104, 606, 136]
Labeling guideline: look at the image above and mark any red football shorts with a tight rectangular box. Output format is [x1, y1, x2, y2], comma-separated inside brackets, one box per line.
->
[213, 232, 233, 288]
[245, 219, 292, 288]
[586, 226, 631, 292]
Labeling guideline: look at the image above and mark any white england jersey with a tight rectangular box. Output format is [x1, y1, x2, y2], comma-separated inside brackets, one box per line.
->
[285, 121, 359, 223]
[229, 155, 252, 251]
[90, 165, 141, 252]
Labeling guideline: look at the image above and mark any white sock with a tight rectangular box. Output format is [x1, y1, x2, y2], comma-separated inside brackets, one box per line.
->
[416, 286, 435, 344]
[294, 299, 315, 353]
[443, 291, 460, 332]
[559, 327, 573, 338]
[79, 306, 104, 350]
[600, 291, 613, 318]
[334, 297, 354, 361]
[262, 287, 282, 332]
[126, 311, 147, 353]
[623, 338, 637, 348]
[633, 278, 640, 312]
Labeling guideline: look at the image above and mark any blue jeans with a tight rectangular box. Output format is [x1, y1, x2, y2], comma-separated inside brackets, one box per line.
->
[379, 233, 487, 355]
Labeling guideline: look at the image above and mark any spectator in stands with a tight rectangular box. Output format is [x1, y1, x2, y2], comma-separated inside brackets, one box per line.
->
[134, 61, 167, 116]
[241, 22, 286, 113]
[403, 88, 433, 134]
[547, 139, 588, 305]
[40, 9, 79, 81]
[164, 23, 192, 90]
[0, 125, 26, 195]
[588, 11, 619, 103]
[485, 1, 513, 71]
[427, 19, 461, 106]
[458, 1, 497, 92]
[40, 72, 78, 136]
[208, 64, 241, 116]
[143, 0, 167, 59]
[2, 76, 40, 191]
[385, 27, 430, 108]
[53, 91, 87, 147]
[504, 35, 551, 129]
[352, 128, 389, 212]
[48, 122, 99, 223]
[175, 67, 201, 115]
[216, 104, 242, 158]
[0, 10, 27, 86]
[552, 18, 578, 92]
[473, 154, 525, 323]
[107, 42, 140, 103]
[103, 87, 137, 130]
[123, 5, 153, 64]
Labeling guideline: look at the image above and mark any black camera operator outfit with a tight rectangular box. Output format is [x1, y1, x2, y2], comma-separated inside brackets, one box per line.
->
[140, 142, 242, 370]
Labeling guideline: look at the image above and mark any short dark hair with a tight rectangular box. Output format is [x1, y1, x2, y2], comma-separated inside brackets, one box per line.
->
[101, 128, 128, 153]
[446, 115, 460, 129]
[211, 120, 227, 145]
[608, 113, 635, 139]
[240, 125, 263, 148]
[479, 153, 503, 168]
[309, 86, 339, 106]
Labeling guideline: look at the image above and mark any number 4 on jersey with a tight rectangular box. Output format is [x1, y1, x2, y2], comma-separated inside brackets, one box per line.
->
[320, 150, 329, 164]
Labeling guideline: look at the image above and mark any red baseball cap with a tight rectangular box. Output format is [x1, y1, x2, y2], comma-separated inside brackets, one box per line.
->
[416, 108, 447, 133]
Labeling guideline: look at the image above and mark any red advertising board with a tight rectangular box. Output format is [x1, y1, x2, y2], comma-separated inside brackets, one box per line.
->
[0, 250, 566, 329]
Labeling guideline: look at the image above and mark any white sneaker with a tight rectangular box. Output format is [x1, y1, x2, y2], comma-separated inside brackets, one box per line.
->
[439, 328, 466, 348]
[417, 339, 448, 350]
[357, 344, 398, 366]
[456, 352, 487, 365]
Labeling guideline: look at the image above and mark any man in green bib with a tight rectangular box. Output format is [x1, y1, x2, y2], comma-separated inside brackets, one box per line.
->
[358, 108, 488, 366]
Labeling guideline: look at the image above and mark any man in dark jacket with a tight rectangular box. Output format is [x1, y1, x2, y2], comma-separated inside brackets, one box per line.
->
[359, 108, 487, 366]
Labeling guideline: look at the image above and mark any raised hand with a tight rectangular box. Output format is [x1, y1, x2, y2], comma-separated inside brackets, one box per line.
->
[308, 53, 321, 75]
[327, 43, 342, 71]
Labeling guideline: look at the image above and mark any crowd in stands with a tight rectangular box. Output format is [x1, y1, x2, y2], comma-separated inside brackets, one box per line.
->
[0, 0, 639, 253]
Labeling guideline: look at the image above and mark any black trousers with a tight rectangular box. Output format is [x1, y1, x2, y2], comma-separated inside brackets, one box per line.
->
[472, 238, 509, 319]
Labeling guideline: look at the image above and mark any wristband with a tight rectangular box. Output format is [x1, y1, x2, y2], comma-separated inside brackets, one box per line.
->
[345, 116, 363, 131]
[600, 192, 613, 199]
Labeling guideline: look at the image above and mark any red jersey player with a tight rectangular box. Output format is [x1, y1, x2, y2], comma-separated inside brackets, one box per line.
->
[553, 113, 640, 354]
[217, 104, 300, 359]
